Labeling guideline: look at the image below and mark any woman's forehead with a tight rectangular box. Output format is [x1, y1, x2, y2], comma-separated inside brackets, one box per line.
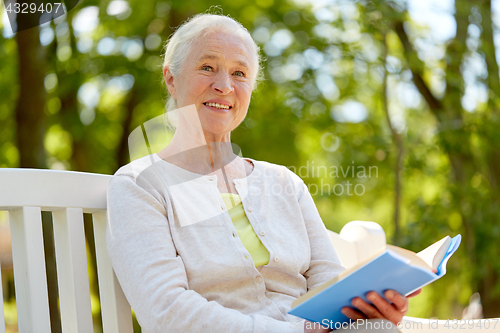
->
[188, 32, 255, 67]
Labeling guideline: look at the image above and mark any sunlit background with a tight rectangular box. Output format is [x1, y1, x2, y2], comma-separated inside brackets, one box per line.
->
[1, 0, 500, 331]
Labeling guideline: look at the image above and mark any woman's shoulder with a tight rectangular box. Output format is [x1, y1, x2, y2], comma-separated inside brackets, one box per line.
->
[113, 154, 163, 179]
[108, 154, 167, 206]
[109, 154, 168, 197]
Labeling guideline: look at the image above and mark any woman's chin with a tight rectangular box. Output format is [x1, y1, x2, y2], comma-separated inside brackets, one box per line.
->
[200, 123, 234, 138]
[199, 117, 235, 134]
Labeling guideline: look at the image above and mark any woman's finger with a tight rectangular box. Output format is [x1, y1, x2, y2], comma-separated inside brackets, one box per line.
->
[366, 291, 405, 325]
[384, 290, 409, 314]
[350, 296, 386, 319]
[341, 305, 368, 321]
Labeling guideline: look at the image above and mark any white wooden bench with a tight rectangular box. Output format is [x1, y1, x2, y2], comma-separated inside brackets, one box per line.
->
[0, 168, 132, 333]
[0, 168, 498, 332]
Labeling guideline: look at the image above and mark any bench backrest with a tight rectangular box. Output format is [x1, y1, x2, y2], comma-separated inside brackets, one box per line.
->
[327, 221, 387, 270]
[0, 168, 133, 333]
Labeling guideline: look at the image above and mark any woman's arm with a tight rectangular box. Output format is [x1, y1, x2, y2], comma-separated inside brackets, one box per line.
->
[106, 174, 305, 333]
[288, 168, 422, 328]
[291, 175, 343, 333]
[289, 171, 346, 290]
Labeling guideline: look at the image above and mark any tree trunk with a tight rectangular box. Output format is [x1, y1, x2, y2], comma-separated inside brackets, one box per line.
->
[477, 0, 500, 189]
[382, 32, 403, 245]
[116, 87, 139, 169]
[14, 27, 47, 168]
[476, 0, 500, 317]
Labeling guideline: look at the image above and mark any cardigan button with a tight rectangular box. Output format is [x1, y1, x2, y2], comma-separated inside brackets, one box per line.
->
[274, 256, 279, 262]
[255, 276, 262, 283]
[259, 230, 265, 236]
[247, 207, 252, 212]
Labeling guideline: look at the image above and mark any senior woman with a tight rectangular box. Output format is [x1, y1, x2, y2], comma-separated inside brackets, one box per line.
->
[106, 13, 419, 333]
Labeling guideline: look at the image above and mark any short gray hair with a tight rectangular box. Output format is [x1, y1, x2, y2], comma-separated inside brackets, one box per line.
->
[162, 13, 263, 120]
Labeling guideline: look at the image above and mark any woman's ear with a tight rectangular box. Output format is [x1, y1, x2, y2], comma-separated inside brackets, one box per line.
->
[163, 66, 177, 100]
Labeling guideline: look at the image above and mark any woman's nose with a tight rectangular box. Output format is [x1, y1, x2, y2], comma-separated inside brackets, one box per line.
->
[212, 72, 234, 94]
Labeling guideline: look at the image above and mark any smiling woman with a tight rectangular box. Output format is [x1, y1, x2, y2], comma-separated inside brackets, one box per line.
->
[105, 12, 416, 333]
[163, 32, 254, 140]
[160, 16, 261, 145]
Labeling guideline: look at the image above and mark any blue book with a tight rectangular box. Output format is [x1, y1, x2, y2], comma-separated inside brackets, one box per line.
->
[288, 235, 462, 329]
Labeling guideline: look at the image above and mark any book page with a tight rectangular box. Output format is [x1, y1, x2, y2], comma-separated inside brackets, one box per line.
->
[416, 236, 451, 270]
[386, 245, 433, 271]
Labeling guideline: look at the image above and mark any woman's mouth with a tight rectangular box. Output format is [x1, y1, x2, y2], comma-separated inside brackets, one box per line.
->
[203, 102, 232, 112]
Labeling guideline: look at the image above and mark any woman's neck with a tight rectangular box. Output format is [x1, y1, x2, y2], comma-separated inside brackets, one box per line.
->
[158, 127, 237, 174]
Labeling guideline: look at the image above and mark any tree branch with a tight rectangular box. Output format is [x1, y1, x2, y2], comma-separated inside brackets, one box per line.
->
[479, 0, 500, 106]
[393, 21, 443, 113]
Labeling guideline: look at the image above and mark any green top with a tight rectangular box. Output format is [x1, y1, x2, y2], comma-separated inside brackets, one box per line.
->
[221, 193, 270, 267]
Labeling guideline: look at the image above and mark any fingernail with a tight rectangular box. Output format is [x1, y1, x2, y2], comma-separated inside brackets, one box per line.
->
[341, 308, 348, 315]
[386, 290, 394, 299]
[368, 293, 376, 301]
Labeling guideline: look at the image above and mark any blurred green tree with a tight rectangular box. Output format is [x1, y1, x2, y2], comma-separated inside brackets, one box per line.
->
[1, 0, 500, 331]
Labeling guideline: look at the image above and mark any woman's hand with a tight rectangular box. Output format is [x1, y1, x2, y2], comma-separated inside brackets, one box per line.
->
[304, 289, 421, 332]
[341, 288, 422, 326]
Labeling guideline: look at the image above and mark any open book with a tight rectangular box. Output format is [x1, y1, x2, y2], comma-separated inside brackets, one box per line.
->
[288, 234, 462, 328]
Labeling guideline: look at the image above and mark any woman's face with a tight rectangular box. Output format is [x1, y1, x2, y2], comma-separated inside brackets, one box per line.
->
[164, 31, 255, 139]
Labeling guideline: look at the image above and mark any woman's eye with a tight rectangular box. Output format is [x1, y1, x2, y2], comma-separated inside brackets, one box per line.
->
[234, 71, 245, 77]
[202, 65, 213, 71]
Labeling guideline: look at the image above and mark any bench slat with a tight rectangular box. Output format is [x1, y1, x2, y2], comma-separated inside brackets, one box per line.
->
[0, 169, 111, 212]
[9, 207, 51, 333]
[93, 212, 133, 333]
[53, 208, 93, 332]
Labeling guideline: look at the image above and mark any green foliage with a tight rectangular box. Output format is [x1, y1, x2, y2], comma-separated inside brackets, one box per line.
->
[2, 0, 500, 330]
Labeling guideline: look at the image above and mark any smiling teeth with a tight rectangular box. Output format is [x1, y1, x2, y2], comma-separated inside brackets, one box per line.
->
[205, 102, 230, 109]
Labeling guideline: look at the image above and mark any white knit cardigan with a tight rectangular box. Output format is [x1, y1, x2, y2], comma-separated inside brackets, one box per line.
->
[106, 154, 346, 333]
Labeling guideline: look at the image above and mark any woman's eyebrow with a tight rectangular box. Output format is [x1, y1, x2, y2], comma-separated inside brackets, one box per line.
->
[197, 54, 249, 69]
[197, 54, 218, 63]
[234, 59, 250, 69]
